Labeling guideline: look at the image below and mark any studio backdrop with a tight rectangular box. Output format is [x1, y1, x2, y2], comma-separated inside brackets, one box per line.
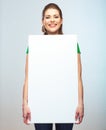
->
[0, 0, 105, 130]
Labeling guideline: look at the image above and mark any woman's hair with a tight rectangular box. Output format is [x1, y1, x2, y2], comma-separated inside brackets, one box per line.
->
[42, 3, 63, 35]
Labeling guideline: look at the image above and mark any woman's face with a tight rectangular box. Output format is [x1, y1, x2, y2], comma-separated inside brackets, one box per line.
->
[42, 8, 63, 35]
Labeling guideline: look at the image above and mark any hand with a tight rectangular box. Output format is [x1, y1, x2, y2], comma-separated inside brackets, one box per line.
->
[75, 104, 84, 124]
[22, 104, 31, 125]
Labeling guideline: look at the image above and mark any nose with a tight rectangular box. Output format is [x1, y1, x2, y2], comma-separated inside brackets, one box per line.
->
[50, 17, 54, 22]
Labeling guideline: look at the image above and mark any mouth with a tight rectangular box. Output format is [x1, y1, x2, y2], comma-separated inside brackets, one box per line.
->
[48, 24, 57, 28]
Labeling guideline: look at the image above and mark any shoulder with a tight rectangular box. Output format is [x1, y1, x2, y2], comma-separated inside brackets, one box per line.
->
[26, 47, 29, 54]
[77, 43, 81, 54]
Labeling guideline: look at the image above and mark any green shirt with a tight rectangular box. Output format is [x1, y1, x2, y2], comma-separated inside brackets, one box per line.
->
[26, 43, 81, 54]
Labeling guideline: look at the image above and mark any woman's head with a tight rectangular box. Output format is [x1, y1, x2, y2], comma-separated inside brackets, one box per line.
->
[42, 3, 63, 35]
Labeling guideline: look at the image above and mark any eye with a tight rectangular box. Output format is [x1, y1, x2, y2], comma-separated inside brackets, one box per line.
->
[54, 16, 59, 18]
[45, 15, 50, 19]
[45, 17, 49, 19]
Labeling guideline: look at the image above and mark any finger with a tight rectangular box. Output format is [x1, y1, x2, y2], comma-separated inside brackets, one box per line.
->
[77, 115, 83, 124]
[23, 113, 27, 118]
[79, 115, 83, 123]
[24, 115, 30, 125]
[75, 112, 83, 124]
[24, 117, 27, 124]
[28, 113, 31, 121]
[75, 112, 79, 120]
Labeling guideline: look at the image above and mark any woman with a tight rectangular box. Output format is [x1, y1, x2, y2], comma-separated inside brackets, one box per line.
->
[22, 3, 84, 130]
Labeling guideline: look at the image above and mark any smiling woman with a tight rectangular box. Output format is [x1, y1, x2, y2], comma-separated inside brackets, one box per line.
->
[22, 3, 84, 130]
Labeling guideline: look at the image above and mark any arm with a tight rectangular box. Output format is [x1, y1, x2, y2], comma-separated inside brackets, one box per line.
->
[75, 54, 84, 124]
[22, 55, 31, 124]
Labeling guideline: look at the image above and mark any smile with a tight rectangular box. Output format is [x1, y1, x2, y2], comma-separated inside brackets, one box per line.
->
[49, 24, 57, 28]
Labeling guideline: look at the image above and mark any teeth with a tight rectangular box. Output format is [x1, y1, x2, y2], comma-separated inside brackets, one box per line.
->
[49, 24, 56, 27]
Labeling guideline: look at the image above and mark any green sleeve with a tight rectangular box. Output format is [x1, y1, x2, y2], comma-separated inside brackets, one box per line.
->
[77, 43, 81, 54]
[26, 47, 29, 54]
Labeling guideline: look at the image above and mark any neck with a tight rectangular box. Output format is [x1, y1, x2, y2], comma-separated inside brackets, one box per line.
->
[47, 31, 59, 35]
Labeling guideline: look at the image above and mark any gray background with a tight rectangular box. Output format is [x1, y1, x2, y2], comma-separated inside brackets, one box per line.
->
[0, 0, 106, 130]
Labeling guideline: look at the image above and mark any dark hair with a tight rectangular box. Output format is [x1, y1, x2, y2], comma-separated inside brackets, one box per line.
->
[42, 3, 63, 35]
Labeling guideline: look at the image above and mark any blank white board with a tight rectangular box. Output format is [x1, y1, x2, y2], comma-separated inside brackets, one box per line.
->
[28, 35, 78, 123]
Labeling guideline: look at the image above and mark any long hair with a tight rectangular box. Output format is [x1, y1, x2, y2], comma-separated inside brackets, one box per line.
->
[42, 3, 63, 35]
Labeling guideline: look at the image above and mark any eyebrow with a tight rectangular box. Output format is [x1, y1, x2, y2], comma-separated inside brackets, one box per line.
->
[45, 14, 60, 17]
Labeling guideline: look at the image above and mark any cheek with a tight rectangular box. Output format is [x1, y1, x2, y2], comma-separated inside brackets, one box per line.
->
[43, 19, 49, 25]
[57, 19, 62, 24]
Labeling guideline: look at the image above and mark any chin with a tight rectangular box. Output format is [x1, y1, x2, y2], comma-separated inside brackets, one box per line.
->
[48, 29, 59, 34]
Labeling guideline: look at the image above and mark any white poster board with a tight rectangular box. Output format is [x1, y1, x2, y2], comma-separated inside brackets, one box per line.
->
[28, 35, 78, 123]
